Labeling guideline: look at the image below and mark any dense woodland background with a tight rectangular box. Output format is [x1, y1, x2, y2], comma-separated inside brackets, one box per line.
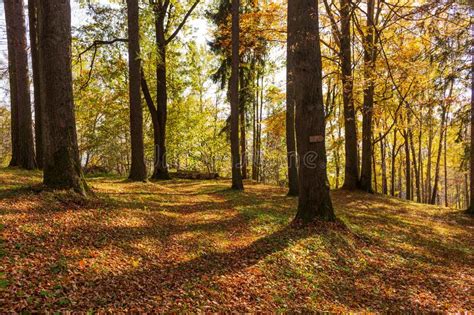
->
[0, 0, 472, 206]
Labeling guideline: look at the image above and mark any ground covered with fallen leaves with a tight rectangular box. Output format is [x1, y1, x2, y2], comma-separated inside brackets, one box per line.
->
[0, 168, 473, 312]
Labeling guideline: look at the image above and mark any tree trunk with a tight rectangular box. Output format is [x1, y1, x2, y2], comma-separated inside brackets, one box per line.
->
[469, 15, 474, 214]
[409, 122, 421, 202]
[431, 109, 447, 205]
[289, 0, 335, 223]
[230, 0, 243, 190]
[252, 74, 258, 181]
[152, 10, 170, 180]
[5, 0, 19, 167]
[380, 133, 388, 194]
[403, 130, 411, 200]
[444, 122, 448, 207]
[335, 112, 343, 189]
[4, 0, 36, 170]
[359, 0, 376, 193]
[431, 81, 451, 205]
[38, 0, 87, 194]
[418, 104, 424, 202]
[28, 0, 43, 169]
[398, 155, 403, 198]
[240, 93, 248, 180]
[340, 0, 359, 190]
[390, 129, 397, 196]
[286, 16, 299, 196]
[426, 103, 433, 203]
[127, 0, 147, 181]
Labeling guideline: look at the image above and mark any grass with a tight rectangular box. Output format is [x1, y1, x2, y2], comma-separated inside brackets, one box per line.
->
[0, 168, 472, 312]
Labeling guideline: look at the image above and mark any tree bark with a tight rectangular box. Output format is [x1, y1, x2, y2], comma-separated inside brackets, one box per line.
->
[239, 74, 248, 180]
[469, 13, 474, 214]
[38, 0, 87, 194]
[431, 81, 451, 205]
[28, 0, 43, 169]
[127, 0, 147, 181]
[252, 74, 258, 181]
[340, 0, 359, 190]
[426, 103, 433, 203]
[409, 119, 421, 202]
[151, 8, 170, 180]
[444, 124, 448, 207]
[230, 0, 244, 190]
[5, 0, 19, 167]
[4, 0, 36, 170]
[390, 129, 397, 196]
[403, 128, 411, 200]
[359, 0, 376, 193]
[286, 14, 299, 196]
[379, 133, 388, 195]
[289, 0, 335, 223]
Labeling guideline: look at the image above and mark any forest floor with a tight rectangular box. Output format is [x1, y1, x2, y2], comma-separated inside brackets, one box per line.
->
[0, 168, 473, 312]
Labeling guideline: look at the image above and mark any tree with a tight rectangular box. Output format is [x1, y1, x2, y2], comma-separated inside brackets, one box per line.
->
[289, 0, 335, 223]
[469, 14, 474, 214]
[38, 0, 87, 194]
[339, 0, 359, 190]
[323, 0, 359, 190]
[359, 0, 376, 192]
[141, 0, 200, 180]
[28, 0, 43, 169]
[4, 0, 36, 170]
[230, 0, 244, 190]
[127, 0, 147, 181]
[285, 60, 298, 196]
[286, 4, 298, 196]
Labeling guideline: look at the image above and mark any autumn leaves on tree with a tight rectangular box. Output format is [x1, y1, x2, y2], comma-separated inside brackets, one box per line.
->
[2, 0, 473, 217]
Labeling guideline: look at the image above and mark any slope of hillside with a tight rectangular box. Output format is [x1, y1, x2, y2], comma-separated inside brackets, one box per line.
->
[0, 168, 472, 312]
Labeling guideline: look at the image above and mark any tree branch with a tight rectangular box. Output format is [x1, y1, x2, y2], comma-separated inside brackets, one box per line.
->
[165, 0, 201, 45]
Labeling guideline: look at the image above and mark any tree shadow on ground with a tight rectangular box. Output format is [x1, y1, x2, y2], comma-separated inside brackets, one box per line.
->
[70, 222, 348, 310]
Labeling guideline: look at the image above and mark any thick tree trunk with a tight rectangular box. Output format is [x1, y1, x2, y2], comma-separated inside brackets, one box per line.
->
[4, 0, 36, 170]
[38, 0, 87, 194]
[5, 1, 19, 167]
[28, 0, 43, 169]
[359, 0, 376, 193]
[289, 0, 335, 223]
[340, 0, 359, 190]
[230, 0, 243, 190]
[286, 20, 299, 196]
[127, 0, 147, 181]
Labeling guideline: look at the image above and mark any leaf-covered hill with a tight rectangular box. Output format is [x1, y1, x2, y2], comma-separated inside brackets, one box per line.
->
[0, 168, 472, 312]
